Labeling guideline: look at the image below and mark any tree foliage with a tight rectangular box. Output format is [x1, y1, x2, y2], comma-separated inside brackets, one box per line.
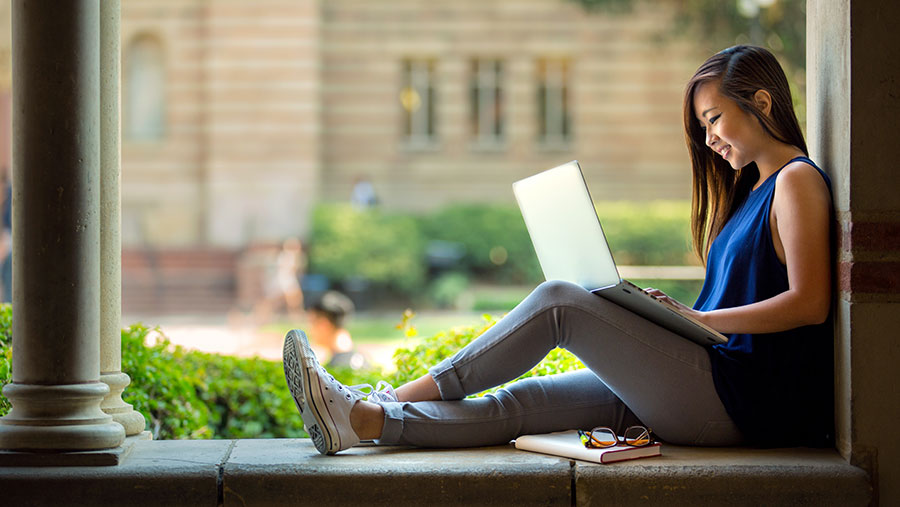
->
[572, 0, 806, 72]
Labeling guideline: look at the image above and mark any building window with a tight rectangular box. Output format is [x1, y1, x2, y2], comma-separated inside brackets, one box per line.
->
[470, 59, 504, 146]
[537, 58, 571, 145]
[124, 34, 166, 142]
[400, 59, 437, 147]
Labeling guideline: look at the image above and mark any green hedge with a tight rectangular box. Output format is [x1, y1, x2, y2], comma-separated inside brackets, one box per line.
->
[420, 204, 543, 284]
[389, 312, 584, 393]
[0, 312, 311, 440]
[0, 304, 10, 417]
[0, 305, 585, 439]
[308, 204, 427, 295]
[120, 324, 314, 439]
[308, 201, 697, 299]
[594, 201, 696, 266]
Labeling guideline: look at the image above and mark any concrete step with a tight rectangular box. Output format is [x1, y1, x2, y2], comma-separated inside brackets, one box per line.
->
[0, 438, 872, 506]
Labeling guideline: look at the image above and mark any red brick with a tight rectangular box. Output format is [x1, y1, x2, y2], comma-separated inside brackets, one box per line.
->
[840, 261, 900, 294]
[849, 221, 900, 252]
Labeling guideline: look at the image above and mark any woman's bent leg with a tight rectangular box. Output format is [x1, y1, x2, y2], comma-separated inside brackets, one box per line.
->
[419, 280, 741, 446]
[378, 369, 641, 447]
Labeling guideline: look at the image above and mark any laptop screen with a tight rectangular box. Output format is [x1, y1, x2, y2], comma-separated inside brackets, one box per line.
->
[513, 161, 621, 290]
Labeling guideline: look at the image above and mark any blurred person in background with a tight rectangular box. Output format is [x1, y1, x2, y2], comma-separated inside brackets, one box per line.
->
[307, 290, 370, 371]
[254, 237, 305, 323]
[350, 174, 378, 210]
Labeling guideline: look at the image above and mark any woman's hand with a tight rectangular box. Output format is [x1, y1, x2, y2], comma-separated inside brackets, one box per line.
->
[643, 287, 708, 324]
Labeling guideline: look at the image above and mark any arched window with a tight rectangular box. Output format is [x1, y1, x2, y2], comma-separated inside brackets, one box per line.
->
[124, 34, 165, 141]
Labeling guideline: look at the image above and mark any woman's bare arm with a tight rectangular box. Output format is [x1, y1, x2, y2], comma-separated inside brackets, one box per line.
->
[649, 161, 832, 335]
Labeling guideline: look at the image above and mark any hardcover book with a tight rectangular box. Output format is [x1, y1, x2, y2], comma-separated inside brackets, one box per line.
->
[514, 430, 662, 464]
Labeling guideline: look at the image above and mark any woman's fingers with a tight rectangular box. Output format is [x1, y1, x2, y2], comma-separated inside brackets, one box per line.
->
[644, 288, 682, 309]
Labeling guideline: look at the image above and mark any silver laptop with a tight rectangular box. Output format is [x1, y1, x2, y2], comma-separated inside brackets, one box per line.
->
[512, 160, 727, 346]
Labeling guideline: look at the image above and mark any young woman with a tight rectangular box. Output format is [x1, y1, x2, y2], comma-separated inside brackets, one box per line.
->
[283, 45, 834, 455]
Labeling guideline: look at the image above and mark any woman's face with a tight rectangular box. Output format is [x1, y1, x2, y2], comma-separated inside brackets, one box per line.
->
[693, 81, 765, 170]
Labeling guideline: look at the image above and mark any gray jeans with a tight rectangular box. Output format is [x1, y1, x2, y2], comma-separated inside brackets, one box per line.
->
[376, 280, 743, 447]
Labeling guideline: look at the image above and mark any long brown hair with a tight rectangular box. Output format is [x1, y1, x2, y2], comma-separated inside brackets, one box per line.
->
[683, 45, 807, 263]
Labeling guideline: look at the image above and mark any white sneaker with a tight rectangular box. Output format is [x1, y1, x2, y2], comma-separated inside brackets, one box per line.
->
[283, 329, 362, 455]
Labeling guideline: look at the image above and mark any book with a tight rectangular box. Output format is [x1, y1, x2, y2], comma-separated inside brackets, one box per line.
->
[514, 430, 662, 464]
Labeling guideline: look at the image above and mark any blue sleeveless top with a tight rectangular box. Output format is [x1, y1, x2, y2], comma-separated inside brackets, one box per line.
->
[693, 157, 834, 447]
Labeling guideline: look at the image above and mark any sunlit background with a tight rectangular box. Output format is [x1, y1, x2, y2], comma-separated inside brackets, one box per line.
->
[0, 0, 806, 370]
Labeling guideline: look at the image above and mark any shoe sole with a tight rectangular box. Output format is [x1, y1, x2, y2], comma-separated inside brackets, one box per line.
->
[283, 329, 339, 455]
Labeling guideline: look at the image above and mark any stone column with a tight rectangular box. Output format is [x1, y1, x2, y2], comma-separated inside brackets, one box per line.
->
[808, 1, 900, 504]
[98, 0, 145, 437]
[0, 0, 125, 451]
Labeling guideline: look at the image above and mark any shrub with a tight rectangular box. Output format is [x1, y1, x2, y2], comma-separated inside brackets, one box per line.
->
[420, 204, 543, 284]
[427, 271, 471, 308]
[121, 324, 214, 439]
[389, 311, 585, 396]
[122, 324, 311, 439]
[306, 201, 698, 305]
[308, 204, 426, 295]
[0, 304, 10, 417]
[187, 349, 314, 439]
[594, 201, 696, 266]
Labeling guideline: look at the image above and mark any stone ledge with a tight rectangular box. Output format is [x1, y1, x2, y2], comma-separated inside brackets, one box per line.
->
[223, 439, 572, 506]
[576, 445, 872, 507]
[0, 440, 232, 506]
[0, 438, 872, 507]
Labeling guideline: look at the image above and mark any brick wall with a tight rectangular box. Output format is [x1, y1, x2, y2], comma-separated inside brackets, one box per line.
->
[202, 0, 321, 248]
[0, 1, 709, 314]
[839, 218, 900, 299]
[1, 0, 704, 247]
[120, 0, 320, 249]
[321, 0, 703, 211]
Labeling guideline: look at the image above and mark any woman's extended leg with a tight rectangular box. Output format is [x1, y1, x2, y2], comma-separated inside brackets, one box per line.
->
[374, 280, 742, 447]
[377, 369, 641, 447]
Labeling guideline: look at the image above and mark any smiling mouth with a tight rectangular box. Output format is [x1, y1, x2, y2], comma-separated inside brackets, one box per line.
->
[719, 146, 731, 159]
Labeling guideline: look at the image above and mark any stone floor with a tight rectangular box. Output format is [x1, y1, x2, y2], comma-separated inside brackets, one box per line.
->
[1, 438, 872, 506]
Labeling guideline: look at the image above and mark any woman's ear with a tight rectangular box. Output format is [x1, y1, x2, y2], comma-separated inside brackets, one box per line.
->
[753, 89, 773, 117]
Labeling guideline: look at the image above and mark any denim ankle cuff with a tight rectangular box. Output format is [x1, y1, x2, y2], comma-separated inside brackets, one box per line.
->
[374, 402, 404, 445]
[428, 358, 466, 400]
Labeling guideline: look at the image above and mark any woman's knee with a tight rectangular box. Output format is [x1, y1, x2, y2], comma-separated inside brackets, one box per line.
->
[532, 280, 589, 303]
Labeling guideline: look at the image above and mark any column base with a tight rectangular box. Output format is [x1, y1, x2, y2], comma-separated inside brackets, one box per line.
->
[0, 434, 138, 467]
[100, 371, 147, 435]
[0, 382, 126, 452]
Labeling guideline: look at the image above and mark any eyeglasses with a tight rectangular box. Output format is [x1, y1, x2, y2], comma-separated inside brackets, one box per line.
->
[578, 425, 654, 449]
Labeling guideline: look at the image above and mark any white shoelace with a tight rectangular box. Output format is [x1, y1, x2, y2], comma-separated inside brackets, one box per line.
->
[348, 380, 398, 403]
[317, 365, 398, 403]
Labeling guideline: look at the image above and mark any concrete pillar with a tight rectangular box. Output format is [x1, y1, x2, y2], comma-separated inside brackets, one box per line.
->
[98, 0, 145, 437]
[0, 0, 125, 451]
[808, 0, 900, 504]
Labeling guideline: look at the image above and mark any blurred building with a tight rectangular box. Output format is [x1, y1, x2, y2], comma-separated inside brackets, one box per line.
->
[0, 0, 705, 314]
